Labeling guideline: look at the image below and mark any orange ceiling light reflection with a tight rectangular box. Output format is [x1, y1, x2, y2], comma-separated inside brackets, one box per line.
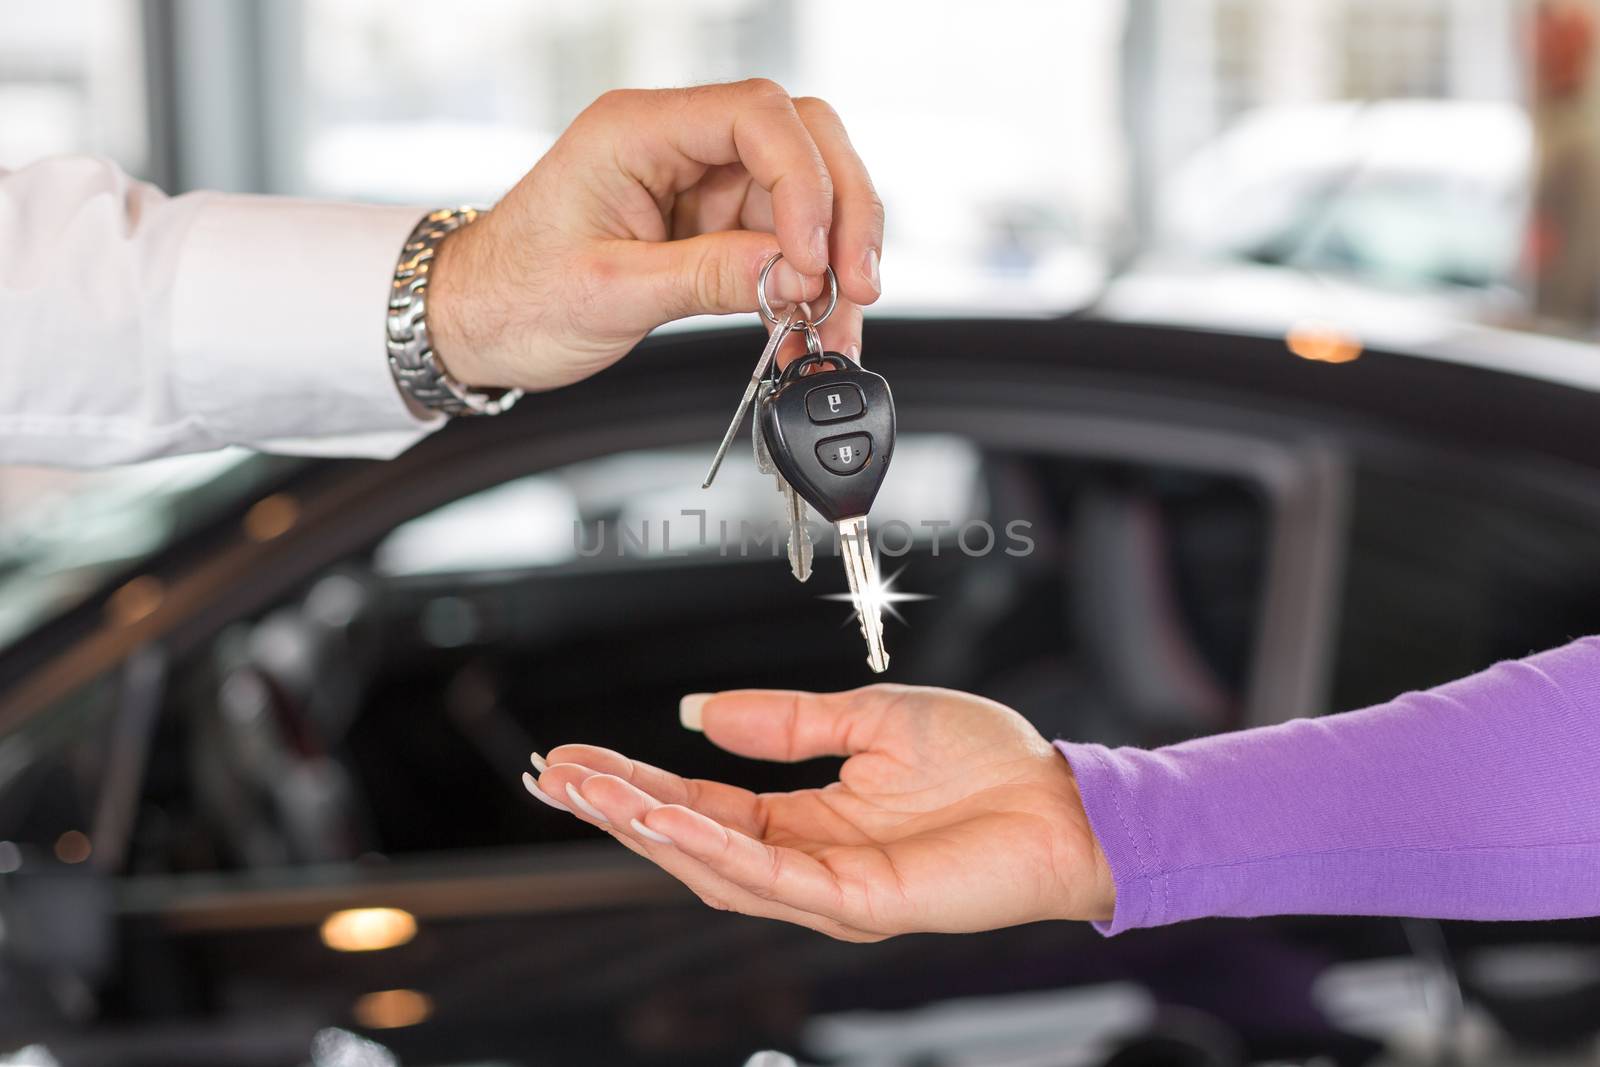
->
[243, 493, 300, 542]
[1286, 322, 1362, 364]
[353, 988, 434, 1030]
[54, 830, 92, 864]
[319, 907, 417, 952]
[106, 575, 165, 626]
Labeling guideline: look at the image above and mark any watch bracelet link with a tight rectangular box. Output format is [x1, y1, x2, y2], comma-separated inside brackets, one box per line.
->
[386, 207, 521, 417]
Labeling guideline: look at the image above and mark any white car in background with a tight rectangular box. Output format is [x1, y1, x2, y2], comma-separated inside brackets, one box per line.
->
[1102, 100, 1534, 348]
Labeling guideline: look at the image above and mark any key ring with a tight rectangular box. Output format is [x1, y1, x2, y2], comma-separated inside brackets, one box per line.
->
[803, 322, 825, 356]
[779, 350, 851, 383]
[758, 252, 838, 331]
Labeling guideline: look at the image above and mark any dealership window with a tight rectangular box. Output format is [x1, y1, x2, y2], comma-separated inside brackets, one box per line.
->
[280, 0, 1123, 316]
[0, 0, 148, 173]
[295, 0, 793, 205]
[1342, 0, 1451, 99]
[1212, 0, 1262, 124]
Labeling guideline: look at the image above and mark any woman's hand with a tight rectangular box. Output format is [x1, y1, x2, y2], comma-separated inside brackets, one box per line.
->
[527, 685, 1114, 942]
[427, 80, 884, 393]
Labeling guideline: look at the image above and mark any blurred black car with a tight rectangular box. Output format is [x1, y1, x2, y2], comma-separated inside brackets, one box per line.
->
[1, 313, 1599, 1066]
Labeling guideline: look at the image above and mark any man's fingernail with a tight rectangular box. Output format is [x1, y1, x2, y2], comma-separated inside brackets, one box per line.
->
[775, 261, 808, 303]
[680, 693, 712, 732]
[844, 343, 861, 364]
[630, 818, 675, 845]
[863, 247, 880, 292]
[810, 226, 829, 268]
[522, 772, 570, 812]
[564, 783, 610, 825]
[529, 751, 548, 773]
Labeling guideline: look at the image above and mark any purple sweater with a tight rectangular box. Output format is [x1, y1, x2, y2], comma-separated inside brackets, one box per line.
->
[1057, 635, 1600, 935]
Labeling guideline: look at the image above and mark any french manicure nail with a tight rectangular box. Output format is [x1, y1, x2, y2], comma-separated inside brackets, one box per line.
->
[810, 225, 829, 267]
[529, 751, 547, 773]
[523, 772, 570, 812]
[863, 247, 880, 292]
[680, 693, 712, 732]
[564, 783, 610, 825]
[630, 818, 675, 846]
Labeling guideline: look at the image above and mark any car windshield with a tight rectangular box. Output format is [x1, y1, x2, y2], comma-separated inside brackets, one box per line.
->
[0, 451, 291, 648]
[1, 0, 1595, 643]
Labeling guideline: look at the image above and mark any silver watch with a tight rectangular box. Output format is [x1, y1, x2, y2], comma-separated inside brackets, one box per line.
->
[386, 207, 521, 417]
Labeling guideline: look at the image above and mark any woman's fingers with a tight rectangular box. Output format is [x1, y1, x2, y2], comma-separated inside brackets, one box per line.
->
[679, 686, 905, 763]
[639, 801, 863, 924]
[543, 743, 766, 837]
[557, 767, 880, 941]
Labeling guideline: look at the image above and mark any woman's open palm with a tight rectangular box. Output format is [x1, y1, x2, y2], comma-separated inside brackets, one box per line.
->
[528, 685, 1114, 941]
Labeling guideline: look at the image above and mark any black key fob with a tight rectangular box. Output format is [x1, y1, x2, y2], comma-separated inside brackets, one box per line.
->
[759, 352, 895, 524]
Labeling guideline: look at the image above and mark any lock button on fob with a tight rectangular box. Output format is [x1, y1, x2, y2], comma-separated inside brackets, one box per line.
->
[806, 384, 865, 423]
[759, 350, 894, 524]
[818, 433, 872, 474]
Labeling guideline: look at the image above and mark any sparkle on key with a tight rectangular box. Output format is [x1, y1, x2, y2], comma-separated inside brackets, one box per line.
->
[819, 565, 933, 625]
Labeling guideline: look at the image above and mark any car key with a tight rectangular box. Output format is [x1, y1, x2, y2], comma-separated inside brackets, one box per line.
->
[754, 378, 814, 581]
[759, 350, 896, 672]
[702, 305, 799, 489]
[702, 258, 840, 489]
[705, 253, 840, 585]
[701, 256, 840, 489]
[782, 478, 815, 582]
[753, 379, 779, 485]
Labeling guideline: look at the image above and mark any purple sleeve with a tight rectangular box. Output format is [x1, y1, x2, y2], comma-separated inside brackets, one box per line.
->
[1057, 635, 1600, 935]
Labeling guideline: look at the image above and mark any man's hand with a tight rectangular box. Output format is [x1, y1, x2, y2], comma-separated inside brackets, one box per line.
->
[426, 81, 884, 393]
[528, 686, 1115, 942]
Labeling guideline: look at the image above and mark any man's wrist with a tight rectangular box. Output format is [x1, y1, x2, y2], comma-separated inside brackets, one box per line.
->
[425, 221, 494, 389]
[385, 208, 519, 417]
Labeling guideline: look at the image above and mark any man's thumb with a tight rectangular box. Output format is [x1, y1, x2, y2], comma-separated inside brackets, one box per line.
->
[618, 231, 786, 324]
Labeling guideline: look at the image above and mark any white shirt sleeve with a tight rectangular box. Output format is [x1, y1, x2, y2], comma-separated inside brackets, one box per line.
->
[0, 155, 446, 467]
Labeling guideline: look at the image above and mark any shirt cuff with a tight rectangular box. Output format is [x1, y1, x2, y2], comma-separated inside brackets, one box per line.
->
[1055, 740, 1166, 936]
[169, 193, 445, 458]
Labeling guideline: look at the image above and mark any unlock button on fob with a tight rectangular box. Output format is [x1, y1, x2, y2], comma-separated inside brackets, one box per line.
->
[806, 384, 865, 423]
[818, 433, 872, 475]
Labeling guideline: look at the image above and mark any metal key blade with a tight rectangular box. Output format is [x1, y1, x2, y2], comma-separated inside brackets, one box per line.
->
[702, 306, 798, 489]
[759, 378, 812, 580]
[784, 485, 814, 581]
[837, 516, 888, 672]
[753, 381, 780, 484]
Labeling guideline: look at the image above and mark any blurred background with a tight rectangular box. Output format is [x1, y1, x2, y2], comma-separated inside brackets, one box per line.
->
[5, 0, 1595, 326]
[3, 0, 1600, 633]
[6, 3, 1600, 1066]
[3, 0, 1599, 558]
